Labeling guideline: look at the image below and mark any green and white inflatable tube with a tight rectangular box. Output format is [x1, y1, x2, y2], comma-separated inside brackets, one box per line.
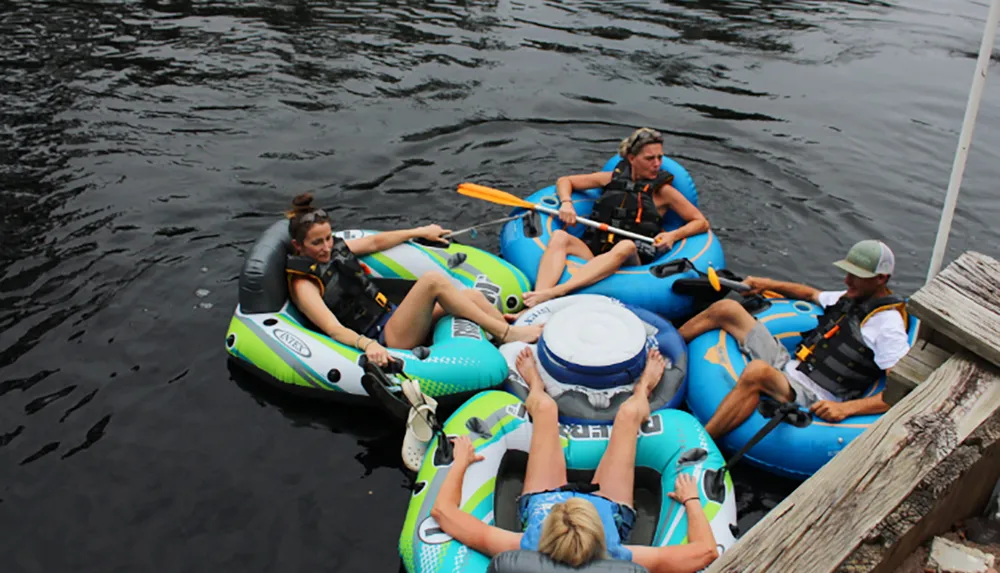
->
[225, 220, 531, 401]
[399, 391, 737, 573]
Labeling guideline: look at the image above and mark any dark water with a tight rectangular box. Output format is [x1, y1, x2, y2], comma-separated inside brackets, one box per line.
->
[2, 0, 999, 570]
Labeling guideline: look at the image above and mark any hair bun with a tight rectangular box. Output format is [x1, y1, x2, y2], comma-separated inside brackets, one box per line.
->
[292, 192, 314, 208]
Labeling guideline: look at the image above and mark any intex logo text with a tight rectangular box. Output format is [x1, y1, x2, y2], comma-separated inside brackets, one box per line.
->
[274, 328, 312, 358]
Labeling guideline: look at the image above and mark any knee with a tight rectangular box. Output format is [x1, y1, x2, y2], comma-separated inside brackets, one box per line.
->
[611, 240, 637, 260]
[706, 298, 745, 323]
[418, 270, 450, 291]
[550, 230, 572, 249]
[737, 361, 772, 391]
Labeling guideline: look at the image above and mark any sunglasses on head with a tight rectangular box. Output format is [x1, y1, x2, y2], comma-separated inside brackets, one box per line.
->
[628, 130, 663, 155]
[297, 209, 329, 225]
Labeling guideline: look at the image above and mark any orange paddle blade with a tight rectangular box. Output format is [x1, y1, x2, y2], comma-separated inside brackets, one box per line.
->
[707, 266, 722, 292]
[457, 183, 535, 210]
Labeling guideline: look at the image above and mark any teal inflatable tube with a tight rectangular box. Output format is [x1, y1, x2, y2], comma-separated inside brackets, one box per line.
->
[398, 390, 737, 573]
[499, 155, 725, 319]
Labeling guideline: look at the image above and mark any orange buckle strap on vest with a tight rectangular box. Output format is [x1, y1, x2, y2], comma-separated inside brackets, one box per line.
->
[794, 344, 813, 362]
[635, 183, 650, 224]
[794, 323, 842, 361]
[375, 292, 389, 308]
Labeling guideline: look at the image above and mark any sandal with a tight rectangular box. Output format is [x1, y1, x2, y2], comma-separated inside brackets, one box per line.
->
[401, 380, 439, 472]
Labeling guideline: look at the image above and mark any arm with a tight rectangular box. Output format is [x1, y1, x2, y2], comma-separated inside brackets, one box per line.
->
[344, 224, 449, 257]
[629, 500, 718, 573]
[810, 391, 889, 422]
[289, 277, 366, 347]
[430, 437, 522, 557]
[743, 276, 821, 303]
[630, 474, 718, 573]
[288, 277, 390, 364]
[555, 172, 614, 202]
[657, 184, 710, 245]
[554, 172, 614, 226]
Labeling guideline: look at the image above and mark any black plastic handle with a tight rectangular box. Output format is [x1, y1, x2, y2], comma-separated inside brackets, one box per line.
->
[358, 355, 405, 374]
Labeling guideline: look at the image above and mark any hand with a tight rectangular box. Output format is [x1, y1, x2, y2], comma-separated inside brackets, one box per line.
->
[417, 224, 452, 245]
[450, 435, 485, 468]
[653, 232, 675, 251]
[558, 201, 578, 226]
[741, 276, 771, 297]
[810, 400, 853, 422]
[364, 340, 391, 367]
[667, 474, 700, 506]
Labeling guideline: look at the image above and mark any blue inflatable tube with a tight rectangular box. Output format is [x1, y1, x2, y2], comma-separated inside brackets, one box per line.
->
[499, 155, 726, 319]
[686, 297, 919, 480]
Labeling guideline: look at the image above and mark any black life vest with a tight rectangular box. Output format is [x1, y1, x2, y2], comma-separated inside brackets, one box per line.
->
[793, 293, 907, 401]
[285, 237, 391, 335]
[583, 161, 673, 255]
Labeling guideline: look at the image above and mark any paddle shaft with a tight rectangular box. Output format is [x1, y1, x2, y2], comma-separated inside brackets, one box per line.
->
[716, 276, 751, 293]
[443, 213, 525, 239]
[532, 204, 656, 244]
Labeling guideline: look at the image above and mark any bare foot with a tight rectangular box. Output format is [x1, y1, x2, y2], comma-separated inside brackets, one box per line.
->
[523, 289, 558, 308]
[518, 346, 557, 416]
[515, 347, 545, 393]
[635, 348, 666, 397]
[503, 309, 528, 324]
[503, 324, 543, 344]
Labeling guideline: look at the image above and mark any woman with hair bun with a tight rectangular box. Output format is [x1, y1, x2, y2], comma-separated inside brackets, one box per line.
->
[285, 193, 542, 367]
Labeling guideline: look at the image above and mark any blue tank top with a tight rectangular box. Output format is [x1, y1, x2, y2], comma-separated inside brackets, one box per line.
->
[519, 490, 633, 561]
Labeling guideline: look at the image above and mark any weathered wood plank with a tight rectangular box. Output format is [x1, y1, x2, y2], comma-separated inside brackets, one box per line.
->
[849, 422, 1000, 573]
[705, 353, 1000, 573]
[909, 251, 1000, 369]
[884, 341, 953, 405]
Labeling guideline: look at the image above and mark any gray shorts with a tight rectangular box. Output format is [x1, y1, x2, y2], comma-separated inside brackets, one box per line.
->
[738, 322, 822, 408]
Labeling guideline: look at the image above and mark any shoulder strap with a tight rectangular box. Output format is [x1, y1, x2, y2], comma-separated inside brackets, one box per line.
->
[648, 170, 674, 192]
[286, 256, 332, 296]
[860, 293, 907, 327]
[611, 159, 630, 180]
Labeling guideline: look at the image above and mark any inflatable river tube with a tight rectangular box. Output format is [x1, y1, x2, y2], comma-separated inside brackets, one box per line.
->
[686, 297, 919, 480]
[225, 220, 531, 402]
[398, 390, 737, 573]
[499, 294, 688, 425]
[499, 155, 725, 320]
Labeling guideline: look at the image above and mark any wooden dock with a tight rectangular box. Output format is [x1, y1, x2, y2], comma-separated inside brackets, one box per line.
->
[706, 251, 1000, 573]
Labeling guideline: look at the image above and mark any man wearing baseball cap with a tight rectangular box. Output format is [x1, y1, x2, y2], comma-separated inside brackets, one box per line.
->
[678, 240, 910, 437]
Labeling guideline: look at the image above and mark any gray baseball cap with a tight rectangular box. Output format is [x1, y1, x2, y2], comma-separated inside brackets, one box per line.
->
[833, 240, 895, 278]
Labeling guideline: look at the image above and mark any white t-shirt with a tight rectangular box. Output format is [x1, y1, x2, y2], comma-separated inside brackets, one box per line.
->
[784, 290, 911, 402]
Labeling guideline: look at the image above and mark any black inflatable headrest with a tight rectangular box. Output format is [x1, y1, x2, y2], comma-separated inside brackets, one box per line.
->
[487, 551, 649, 573]
[238, 220, 293, 314]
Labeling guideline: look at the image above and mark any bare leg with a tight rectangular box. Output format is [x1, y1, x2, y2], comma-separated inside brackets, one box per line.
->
[525, 240, 639, 307]
[677, 298, 759, 343]
[704, 360, 796, 439]
[524, 230, 594, 307]
[431, 289, 504, 322]
[384, 272, 542, 349]
[518, 347, 568, 494]
[592, 349, 666, 506]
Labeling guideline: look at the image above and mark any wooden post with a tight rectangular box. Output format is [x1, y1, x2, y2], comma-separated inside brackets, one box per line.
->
[706, 251, 1000, 573]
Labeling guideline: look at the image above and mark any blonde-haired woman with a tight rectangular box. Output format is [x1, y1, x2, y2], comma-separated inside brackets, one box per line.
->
[522, 128, 710, 308]
[431, 348, 719, 572]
